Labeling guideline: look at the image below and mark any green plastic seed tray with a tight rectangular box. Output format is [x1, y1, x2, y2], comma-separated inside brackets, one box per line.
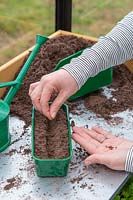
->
[54, 49, 113, 101]
[32, 104, 72, 177]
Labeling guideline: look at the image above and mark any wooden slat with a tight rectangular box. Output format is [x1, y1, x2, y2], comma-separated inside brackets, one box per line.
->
[49, 30, 98, 42]
[124, 59, 133, 73]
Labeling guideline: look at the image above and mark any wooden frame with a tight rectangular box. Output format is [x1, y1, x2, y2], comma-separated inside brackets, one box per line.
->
[0, 30, 132, 98]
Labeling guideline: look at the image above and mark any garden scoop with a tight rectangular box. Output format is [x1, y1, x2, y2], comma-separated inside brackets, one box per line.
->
[0, 35, 48, 152]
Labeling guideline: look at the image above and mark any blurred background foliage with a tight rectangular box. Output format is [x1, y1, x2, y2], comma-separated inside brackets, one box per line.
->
[0, 0, 133, 65]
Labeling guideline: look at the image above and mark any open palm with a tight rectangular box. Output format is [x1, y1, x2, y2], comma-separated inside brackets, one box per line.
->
[72, 126, 133, 171]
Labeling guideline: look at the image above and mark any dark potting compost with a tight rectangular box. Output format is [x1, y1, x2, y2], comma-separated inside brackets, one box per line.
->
[84, 65, 133, 120]
[34, 109, 69, 159]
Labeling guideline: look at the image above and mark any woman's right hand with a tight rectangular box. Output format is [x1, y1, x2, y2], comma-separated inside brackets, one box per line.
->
[29, 69, 78, 120]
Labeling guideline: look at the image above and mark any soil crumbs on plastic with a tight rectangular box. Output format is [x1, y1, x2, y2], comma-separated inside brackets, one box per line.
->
[84, 65, 133, 120]
[4, 176, 22, 191]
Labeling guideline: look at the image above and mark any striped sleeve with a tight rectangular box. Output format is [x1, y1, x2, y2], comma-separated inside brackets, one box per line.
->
[62, 11, 133, 89]
[125, 145, 133, 173]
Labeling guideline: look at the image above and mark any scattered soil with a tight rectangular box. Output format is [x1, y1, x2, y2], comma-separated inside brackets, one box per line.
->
[34, 109, 69, 159]
[4, 146, 31, 156]
[74, 146, 89, 161]
[70, 176, 83, 184]
[70, 172, 88, 184]
[88, 184, 94, 191]
[105, 145, 117, 150]
[84, 65, 133, 120]
[4, 176, 22, 191]
[80, 183, 87, 189]
[107, 117, 123, 125]
[4, 148, 18, 156]
[22, 148, 31, 155]
[71, 120, 75, 127]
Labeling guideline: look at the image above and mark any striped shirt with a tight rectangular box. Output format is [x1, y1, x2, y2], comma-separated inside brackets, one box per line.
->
[62, 11, 133, 173]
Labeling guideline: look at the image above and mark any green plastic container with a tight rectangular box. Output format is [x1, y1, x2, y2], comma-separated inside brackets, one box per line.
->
[0, 35, 48, 152]
[32, 104, 72, 177]
[54, 49, 113, 101]
[26, 34, 112, 101]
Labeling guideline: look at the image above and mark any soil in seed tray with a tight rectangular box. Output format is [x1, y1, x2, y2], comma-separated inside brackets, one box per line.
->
[34, 109, 69, 159]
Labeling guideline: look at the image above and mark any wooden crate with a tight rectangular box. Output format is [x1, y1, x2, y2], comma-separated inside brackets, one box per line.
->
[0, 30, 132, 98]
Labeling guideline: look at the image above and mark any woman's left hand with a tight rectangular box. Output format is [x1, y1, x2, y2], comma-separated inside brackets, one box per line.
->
[72, 126, 133, 171]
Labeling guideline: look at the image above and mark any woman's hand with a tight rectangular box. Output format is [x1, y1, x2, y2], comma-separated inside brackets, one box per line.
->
[29, 69, 78, 120]
[72, 126, 133, 171]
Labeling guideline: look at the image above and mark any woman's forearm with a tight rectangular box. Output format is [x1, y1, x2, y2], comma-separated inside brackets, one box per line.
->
[62, 12, 133, 88]
[125, 145, 133, 173]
